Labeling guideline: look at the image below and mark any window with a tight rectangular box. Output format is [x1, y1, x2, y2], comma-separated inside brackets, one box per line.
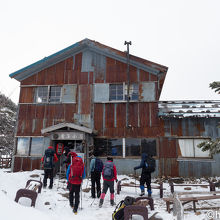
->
[36, 86, 48, 103]
[49, 86, 61, 102]
[178, 139, 210, 158]
[35, 86, 61, 103]
[109, 84, 123, 101]
[94, 139, 122, 157]
[17, 138, 30, 155]
[30, 137, 44, 156]
[109, 83, 139, 101]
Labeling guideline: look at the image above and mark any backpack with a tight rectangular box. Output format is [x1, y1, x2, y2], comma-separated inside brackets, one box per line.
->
[112, 196, 135, 220]
[144, 156, 156, 173]
[94, 158, 103, 173]
[43, 148, 54, 169]
[69, 156, 84, 185]
[103, 161, 114, 180]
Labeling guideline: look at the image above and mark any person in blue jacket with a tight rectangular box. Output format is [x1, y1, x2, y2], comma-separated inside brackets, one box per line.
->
[134, 153, 154, 197]
[66, 152, 86, 214]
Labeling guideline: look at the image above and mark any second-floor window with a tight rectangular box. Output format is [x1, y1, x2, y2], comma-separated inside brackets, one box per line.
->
[35, 86, 61, 103]
[109, 83, 139, 101]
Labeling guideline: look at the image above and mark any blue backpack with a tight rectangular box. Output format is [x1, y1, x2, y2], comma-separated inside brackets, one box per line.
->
[94, 158, 103, 173]
[103, 161, 114, 179]
[43, 148, 54, 169]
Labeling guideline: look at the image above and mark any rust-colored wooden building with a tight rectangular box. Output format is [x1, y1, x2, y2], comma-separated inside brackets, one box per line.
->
[10, 39, 220, 177]
[10, 39, 168, 174]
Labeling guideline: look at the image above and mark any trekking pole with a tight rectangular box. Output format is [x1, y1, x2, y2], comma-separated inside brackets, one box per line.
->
[134, 170, 137, 194]
[81, 185, 83, 210]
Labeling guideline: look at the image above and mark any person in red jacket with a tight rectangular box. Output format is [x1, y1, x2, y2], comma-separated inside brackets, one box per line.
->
[99, 156, 117, 207]
[41, 146, 58, 189]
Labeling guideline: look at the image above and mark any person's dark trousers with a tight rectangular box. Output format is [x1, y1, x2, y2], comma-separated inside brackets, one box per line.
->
[91, 171, 101, 198]
[102, 180, 114, 194]
[69, 183, 81, 211]
[140, 172, 151, 192]
[43, 168, 54, 188]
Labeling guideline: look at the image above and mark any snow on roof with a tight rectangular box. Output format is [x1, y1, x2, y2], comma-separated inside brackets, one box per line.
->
[159, 100, 220, 118]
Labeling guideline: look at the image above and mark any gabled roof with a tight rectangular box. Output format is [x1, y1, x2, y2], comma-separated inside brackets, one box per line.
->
[9, 38, 168, 82]
[41, 122, 94, 134]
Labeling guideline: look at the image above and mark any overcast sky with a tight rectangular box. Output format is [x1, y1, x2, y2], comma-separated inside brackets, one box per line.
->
[1, 0, 219, 104]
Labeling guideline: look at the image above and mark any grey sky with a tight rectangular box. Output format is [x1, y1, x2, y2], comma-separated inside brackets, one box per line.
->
[1, 0, 219, 103]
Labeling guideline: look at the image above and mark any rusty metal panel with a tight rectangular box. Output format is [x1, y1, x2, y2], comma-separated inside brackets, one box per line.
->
[19, 87, 34, 103]
[36, 69, 47, 85]
[62, 85, 77, 103]
[94, 83, 109, 103]
[116, 103, 126, 128]
[150, 73, 157, 81]
[106, 58, 127, 83]
[45, 65, 55, 85]
[129, 65, 138, 83]
[94, 104, 103, 132]
[179, 160, 212, 177]
[81, 50, 94, 72]
[73, 53, 82, 71]
[139, 82, 156, 101]
[79, 85, 91, 114]
[159, 137, 177, 158]
[35, 119, 43, 135]
[159, 158, 179, 177]
[64, 104, 77, 122]
[79, 72, 89, 84]
[13, 157, 22, 172]
[93, 52, 106, 83]
[21, 74, 36, 85]
[55, 60, 65, 84]
[105, 104, 114, 128]
[129, 103, 138, 127]
[150, 102, 159, 127]
[35, 105, 45, 119]
[139, 103, 150, 127]
[22, 157, 31, 171]
[31, 158, 41, 170]
[139, 69, 149, 81]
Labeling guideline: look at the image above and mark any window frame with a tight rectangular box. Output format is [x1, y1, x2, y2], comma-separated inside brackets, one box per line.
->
[178, 138, 211, 159]
[35, 86, 62, 103]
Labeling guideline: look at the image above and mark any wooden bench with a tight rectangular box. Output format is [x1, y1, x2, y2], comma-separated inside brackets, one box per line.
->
[124, 197, 153, 220]
[117, 180, 164, 198]
[163, 192, 220, 213]
[169, 180, 216, 194]
[14, 179, 43, 207]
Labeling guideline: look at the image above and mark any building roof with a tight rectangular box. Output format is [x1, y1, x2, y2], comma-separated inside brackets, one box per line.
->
[41, 122, 95, 134]
[9, 38, 168, 82]
[158, 100, 220, 118]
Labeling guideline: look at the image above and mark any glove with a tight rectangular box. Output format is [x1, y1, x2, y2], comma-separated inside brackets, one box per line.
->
[116, 179, 118, 183]
[134, 167, 136, 170]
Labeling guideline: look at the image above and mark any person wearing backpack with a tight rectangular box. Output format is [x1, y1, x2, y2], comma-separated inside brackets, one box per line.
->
[134, 153, 156, 197]
[41, 146, 58, 189]
[66, 152, 85, 214]
[89, 153, 103, 198]
[99, 156, 118, 208]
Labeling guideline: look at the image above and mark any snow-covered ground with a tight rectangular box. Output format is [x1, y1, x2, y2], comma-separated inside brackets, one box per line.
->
[0, 168, 219, 220]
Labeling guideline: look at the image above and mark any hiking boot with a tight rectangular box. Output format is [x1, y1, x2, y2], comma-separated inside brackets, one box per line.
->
[99, 199, 103, 208]
[110, 200, 115, 206]
[139, 191, 145, 196]
[73, 208, 77, 215]
[147, 189, 152, 197]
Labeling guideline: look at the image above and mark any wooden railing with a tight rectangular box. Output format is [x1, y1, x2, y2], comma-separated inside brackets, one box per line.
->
[0, 157, 12, 168]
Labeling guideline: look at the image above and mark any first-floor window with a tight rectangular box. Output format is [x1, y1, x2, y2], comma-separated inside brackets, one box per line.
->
[178, 138, 210, 158]
[17, 137, 30, 155]
[30, 137, 44, 156]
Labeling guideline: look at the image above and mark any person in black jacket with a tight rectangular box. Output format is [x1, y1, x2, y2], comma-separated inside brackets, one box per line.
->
[134, 153, 155, 197]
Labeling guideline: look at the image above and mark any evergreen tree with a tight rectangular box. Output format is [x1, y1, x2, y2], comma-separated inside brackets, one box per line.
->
[198, 81, 220, 156]
[0, 92, 17, 156]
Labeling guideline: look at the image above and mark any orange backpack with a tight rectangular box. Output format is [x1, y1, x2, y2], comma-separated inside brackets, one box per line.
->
[69, 156, 84, 185]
